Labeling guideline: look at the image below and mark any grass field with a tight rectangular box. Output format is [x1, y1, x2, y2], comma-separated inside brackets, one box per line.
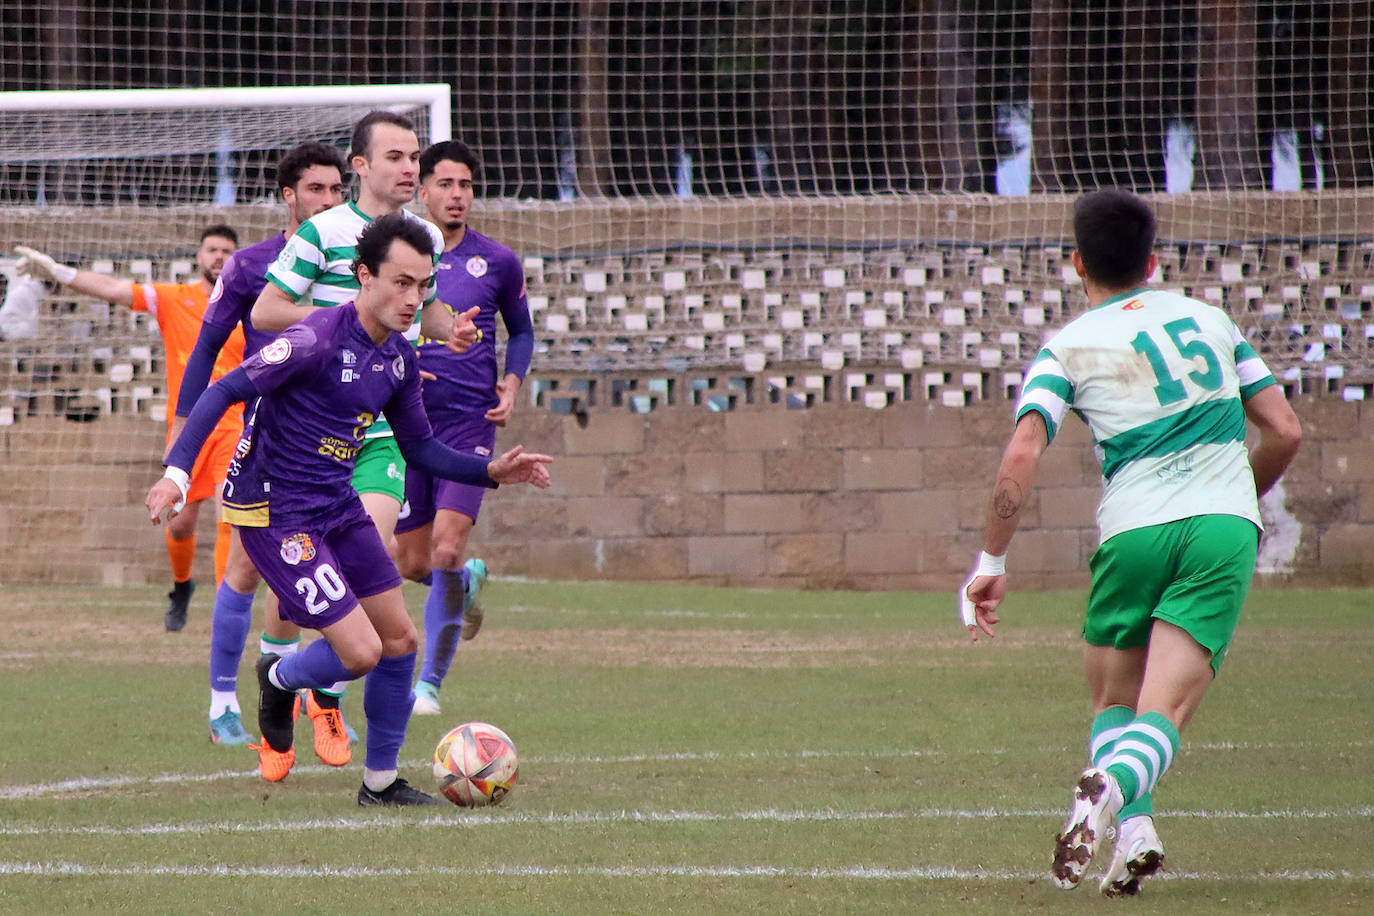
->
[1, 579, 1370, 914]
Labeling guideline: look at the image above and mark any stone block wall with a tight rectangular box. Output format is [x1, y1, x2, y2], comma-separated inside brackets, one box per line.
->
[1, 397, 1367, 589]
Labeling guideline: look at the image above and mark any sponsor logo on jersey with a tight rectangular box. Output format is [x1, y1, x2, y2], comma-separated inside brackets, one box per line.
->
[466, 256, 488, 278]
[279, 532, 316, 566]
[392, 355, 405, 379]
[1122, 299, 1144, 310]
[342, 349, 356, 365]
[475, 446, 492, 457]
[261, 338, 292, 364]
[234, 436, 251, 459]
[341, 368, 357, 383]
[317, 436, 361, 462]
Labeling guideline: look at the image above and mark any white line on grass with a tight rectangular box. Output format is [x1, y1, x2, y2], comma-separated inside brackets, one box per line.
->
[3, 739, 1371, 799]
[3, 805, 1371, 839]
[1, 861, 1371, 882]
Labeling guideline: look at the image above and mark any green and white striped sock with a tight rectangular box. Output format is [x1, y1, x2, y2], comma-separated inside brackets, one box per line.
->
[1104, 711, 1180, 805]
[1091, 706, 1154, 819]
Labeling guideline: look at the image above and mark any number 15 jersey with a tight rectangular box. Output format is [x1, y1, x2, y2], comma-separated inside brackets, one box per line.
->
[1015, 287, 1277, 543]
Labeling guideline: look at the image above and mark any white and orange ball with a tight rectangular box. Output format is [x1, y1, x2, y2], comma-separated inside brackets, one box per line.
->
[433, 722, 519, 807]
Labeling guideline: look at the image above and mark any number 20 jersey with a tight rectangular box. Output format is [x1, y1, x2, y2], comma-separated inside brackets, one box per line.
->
[1015, 287, 1277, 543]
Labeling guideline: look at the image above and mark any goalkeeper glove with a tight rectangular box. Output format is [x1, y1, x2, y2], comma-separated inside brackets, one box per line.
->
[14, 245, 77, 285]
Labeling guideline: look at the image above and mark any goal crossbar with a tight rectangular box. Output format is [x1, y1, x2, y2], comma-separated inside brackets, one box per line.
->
[0, 84, 452, 144]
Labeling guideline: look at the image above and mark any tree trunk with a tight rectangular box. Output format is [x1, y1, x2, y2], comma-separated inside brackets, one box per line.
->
[927, 0, 979, 192]
[576, 0, 615, 197]
[44, 0, 86, 204]
[1325, 1, 1373, 187]
[766, 1, 821, 193]
[1029, 0, 1073, 192]
[1195, 0, 1264, 190]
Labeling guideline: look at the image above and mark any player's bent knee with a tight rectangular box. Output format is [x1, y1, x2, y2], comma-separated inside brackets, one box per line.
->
[380, 627, 419, 658]
[429, 546, 462, 571]
[397, 554, 429, 582]
[223, 552, 260, 592]
[338, 642, 383, 675]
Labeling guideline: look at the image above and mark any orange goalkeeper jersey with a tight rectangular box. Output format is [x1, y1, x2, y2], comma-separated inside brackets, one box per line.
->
[131, 282, 246, 437]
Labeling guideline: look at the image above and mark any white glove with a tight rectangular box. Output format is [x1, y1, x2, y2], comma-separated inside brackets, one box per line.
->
[14, 245, 77, 285]
[959, 551, 1006, 629]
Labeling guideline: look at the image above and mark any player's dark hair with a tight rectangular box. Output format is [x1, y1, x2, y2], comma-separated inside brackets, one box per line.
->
[1073, 189, 1156, 288]
[200, 224, 238, 246]
[352, 211, 435, 277]
[419, 140, 482, 183]
[350, 110, 417, 161]
[276, 141, 346, 191]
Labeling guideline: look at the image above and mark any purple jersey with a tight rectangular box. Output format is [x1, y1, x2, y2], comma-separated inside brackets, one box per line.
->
[222, 302, 432, 527]
[415, 229, 529, 417]
[204, 232, 285, 358]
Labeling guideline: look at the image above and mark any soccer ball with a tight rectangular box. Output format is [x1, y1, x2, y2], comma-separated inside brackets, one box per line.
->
[433, 721, 519, 807]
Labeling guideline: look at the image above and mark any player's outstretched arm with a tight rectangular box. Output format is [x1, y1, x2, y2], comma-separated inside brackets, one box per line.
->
[960, 411, 1048, 642]
[397, 437, 552, 490]
[1243, 385, 1302, 497]
[251, 282, 317, 332]
[147, 369, 256, 524]
[486, 444, 552, 488]
[15, 245, 135, 307]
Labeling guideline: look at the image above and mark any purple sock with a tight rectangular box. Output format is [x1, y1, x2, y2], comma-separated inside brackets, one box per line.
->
[272, 639, 355, 692]
[364, 652, 416, 770]
[209, 582, 255, 692]
[418, 567, 467, 688]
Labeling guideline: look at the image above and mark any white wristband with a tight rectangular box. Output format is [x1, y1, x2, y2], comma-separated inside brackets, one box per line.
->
[52, 264, 78, 285]
[974, 551, 1007, 577]
[162, 466, 190, 512]
[959, 551, 1007, 630]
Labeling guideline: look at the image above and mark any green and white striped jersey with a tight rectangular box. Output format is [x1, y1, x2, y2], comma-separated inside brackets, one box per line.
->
[1016, 287, 1276, 543]
[265, 201, 443, 439]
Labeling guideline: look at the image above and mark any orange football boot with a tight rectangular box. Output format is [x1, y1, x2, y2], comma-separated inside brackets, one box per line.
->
[304, 690, 352, 767]
[249, 693, 300, 782]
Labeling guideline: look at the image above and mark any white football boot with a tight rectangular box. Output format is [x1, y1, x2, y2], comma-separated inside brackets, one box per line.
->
[1099, 814, 1165, 897]
[1051, 767, 1123, 889]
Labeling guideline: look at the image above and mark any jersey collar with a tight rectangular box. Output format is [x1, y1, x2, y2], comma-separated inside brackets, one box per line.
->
[1092, 287, 1152, 311]
[348, 201, 373, 223]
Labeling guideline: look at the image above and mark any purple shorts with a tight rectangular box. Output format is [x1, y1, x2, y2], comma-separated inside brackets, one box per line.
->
[238, 498, 402, 628]
[395, 413, 496, 535]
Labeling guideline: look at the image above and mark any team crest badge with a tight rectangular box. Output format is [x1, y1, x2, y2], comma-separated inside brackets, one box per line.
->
[466, 256, 488, 278]
[261, 338, 292, 364]
[279, 533, 316, 566]
[275, 247, 293, 267]
[392, 355, 405, 379]
[1122, 299, 1144, 311]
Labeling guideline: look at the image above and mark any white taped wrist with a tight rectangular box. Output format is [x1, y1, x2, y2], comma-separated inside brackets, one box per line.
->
[975, 551, 1006, 577]
[52, 263, 77, 285]
[162, 466, 190, 511]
